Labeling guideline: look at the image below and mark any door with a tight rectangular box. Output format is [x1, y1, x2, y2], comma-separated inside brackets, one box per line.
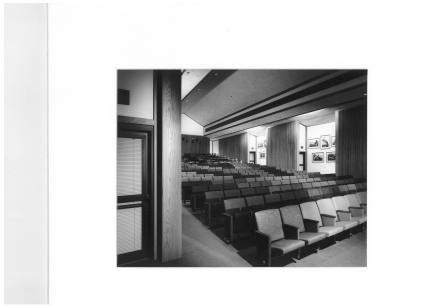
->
[117, 124, 153, 265]
[249, 151, 256, 164]
[298, 151, 306, 171]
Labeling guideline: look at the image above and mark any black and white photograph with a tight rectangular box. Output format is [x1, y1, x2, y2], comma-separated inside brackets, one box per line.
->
[307, 138, 320, 149]
[327, 152, 336, 162]
[116, 69, 367, 267]
[320, 135, 330, 149]
[311, 152, 325, 163]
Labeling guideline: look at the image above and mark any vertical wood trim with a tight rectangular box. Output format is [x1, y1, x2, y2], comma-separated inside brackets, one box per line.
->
[156, 71, 182, 262]
[336, 105, 367, 178]
[267, 122, 299, 171]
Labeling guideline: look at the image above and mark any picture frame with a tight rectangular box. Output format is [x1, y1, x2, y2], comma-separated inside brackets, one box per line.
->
[312, 152, 324, 163]
[320, 135, 330, 149]
[308, 138, 320, 149]
[327, 151, 336, 162]
[331, 136, 336, 147]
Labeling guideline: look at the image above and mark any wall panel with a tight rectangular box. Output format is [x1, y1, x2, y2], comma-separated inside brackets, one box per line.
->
[219, 133, 248, 162]
[267, 122, 299, 171]
[182, 135, 210, 155]
[336, 104, 367, 178]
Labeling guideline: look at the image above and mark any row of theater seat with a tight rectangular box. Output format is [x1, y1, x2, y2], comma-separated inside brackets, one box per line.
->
[197, 182, 366, 225]
[254, 193, 367, 266]
[221, 191, 366, 244]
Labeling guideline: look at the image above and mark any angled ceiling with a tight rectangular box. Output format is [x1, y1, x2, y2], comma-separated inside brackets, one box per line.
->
[181, 69, 367, 139]
[182, 70, 333, 126]
[181, 69, 210, 99]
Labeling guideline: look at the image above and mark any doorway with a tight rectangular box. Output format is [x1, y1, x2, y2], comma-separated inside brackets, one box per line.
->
[249, 151, 256, 164]
[117, 123, 154, 265]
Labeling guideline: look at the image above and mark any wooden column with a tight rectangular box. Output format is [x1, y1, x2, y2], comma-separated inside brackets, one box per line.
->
[156, 70, 182, 262]
[336, 104, 367, 179]
[267, 121, 299, 171]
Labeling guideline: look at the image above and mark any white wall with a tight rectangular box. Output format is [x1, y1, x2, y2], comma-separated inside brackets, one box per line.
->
[118, 70, 154, 119]
[297, 124, 306, 171]
[211, 140, 219, 155]
[307, 122, 336, 174]
[247, 133, 257, 162]
[4, 4, 48, 304]
[181, 113, 204, 135]
[256, 135, 267, 165]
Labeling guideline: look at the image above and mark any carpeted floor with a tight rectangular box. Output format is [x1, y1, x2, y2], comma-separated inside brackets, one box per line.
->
[122, 206, 366, 267]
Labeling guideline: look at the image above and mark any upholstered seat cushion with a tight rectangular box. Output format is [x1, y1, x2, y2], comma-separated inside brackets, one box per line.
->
[319, 226, 343, 236]
[335, 220, 358, 230]
[299, 232, 327, 245]
[271, 239, 305, 254]
[255, 209, 284, 241]
[350, 216, 367, 224]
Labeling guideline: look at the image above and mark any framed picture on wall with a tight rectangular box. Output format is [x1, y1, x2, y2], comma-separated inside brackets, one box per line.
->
[331, 136, 336, 147]
[308, 138, 320, 149]
[312, 152, 324, 163]
[327, 151, 336, 162]
[320, 135, 330, 149]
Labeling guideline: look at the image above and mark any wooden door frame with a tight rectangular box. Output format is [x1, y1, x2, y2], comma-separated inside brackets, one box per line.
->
[117, 122, 154, 265]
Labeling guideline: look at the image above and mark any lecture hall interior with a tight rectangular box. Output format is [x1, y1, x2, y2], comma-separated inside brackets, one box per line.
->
[117, 69, 367, 267]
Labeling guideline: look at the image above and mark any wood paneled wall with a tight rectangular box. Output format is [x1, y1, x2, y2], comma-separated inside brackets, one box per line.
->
[181, 135, 210, 155]
[218, 133, 248, 162]
[156, 70, 182, 262]
[267, 121, 299, 171]
[336, 104, 367, 179]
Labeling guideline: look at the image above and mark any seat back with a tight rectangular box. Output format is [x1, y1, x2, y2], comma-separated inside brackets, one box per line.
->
[308, 188, 322, 200]
[302, 182, 313, 189]
[338, 185, 349, 194]
[269, 186, 281, 194]
[281, 179, 291, 185]
[223, 183, 237, 189]
[250, 182, 261, 188]
[331, 196, 349, 212]
[224, 198, 246, 213]
[356, 191, 367, 204]
[271, 180, 281, 186]
[241, 187, 256, 197]
[237, 182, 249, 189]
[224, 189, 240, 198]
[255, 209, 284, 241]
[280, 184, 292, 192]
[279, 205, 305, 232]
[280, 191, 297, 204]
[255, 186, 269, 195]
[347, 184, 357, 193]
[344, 194, 360, 208]
[316, 198, 338, 219]
[295, 189, 309, 202]
[245, 195, 265, 210]
[205, 190, 223, 201]
[300, 201, 323, 226]
[264, 193, 281, 206]
[246, 177, 255, 183]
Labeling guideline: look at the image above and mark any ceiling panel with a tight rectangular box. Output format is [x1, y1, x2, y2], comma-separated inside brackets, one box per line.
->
[182, 70, 333, 126]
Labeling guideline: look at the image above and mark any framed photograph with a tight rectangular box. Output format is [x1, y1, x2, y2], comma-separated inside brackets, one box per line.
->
[320, 135, 330, 149]
[331, 136, 336, 147]
[312, 152, 324, 163]
[259, 152, 266, 159]
[308, 138, 320, 149]
[327, 151, 336, 162]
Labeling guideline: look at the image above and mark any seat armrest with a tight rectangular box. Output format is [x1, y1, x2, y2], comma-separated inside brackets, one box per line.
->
[303, 219, 319, 232]
[349, 207, 365, 217]
[283, 224, 299, 240]
[321, 214, 336, 226]
[336, 210, 351, 221]
[254, 231, 271, 261]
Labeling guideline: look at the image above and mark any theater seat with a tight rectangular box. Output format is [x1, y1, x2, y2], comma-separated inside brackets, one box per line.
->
[299, 201, 343, 237]
[279, 205, 327, 246]
[316, 198, 358, 231]
[254, 209, 305, 266]
[332, 195, 366, 224]
[223, 198, 249, 243]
